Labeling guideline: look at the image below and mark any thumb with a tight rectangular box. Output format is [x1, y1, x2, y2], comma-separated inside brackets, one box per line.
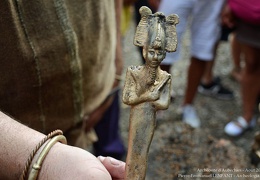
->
[98, 156, 125, 180]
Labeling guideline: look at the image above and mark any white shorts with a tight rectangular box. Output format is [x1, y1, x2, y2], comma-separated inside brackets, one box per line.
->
[159, 0, 225, 64]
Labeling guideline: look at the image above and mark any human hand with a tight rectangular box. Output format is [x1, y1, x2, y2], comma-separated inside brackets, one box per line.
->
[98, 156, 125, 180]
[38, 143, 120, 180]
[84, 95, 114, 132]
[221, 3, 236, 28]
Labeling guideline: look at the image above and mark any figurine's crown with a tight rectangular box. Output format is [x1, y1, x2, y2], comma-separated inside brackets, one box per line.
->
[134, 6, 179, 52]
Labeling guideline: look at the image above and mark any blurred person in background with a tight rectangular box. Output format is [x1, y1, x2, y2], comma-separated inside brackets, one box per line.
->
[222, 0, 260, 136]
[158, 0, 233, 128]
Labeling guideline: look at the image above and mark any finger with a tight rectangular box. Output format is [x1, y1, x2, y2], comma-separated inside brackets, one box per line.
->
[98, 156, 125, 180]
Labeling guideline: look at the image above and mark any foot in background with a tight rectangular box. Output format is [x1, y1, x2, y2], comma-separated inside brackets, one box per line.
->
[198, 77, 234, 100]
[181, 104, 201, 128]
[224, 116, 256, 137]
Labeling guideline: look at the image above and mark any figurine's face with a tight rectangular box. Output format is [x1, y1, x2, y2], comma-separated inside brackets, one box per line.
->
[144, 47, 166, 68]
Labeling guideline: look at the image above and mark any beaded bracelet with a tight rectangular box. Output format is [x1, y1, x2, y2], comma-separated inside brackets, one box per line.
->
[20, 129, 65, 180]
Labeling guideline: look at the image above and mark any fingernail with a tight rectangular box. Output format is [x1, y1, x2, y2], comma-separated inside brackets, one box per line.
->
[109, 157, 120, 165]
[98, 156, 105, 162]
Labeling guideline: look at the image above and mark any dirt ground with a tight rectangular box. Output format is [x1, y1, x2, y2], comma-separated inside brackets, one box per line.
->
[119, 16, 260, 179]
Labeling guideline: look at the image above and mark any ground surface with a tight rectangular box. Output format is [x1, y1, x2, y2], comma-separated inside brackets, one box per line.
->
[119, 17, 260, 179]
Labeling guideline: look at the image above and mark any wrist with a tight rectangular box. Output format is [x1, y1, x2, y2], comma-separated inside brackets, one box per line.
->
[0, 112, 46, 179]
[38, 143, 112, 180]
[37, 142, 65, 179]
[20, 130, 66, 180]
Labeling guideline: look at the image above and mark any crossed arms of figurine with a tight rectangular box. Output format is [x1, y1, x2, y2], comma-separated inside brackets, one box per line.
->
[122, 67, 171, 109]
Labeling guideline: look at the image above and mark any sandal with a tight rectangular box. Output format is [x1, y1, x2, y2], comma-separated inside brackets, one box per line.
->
[224, 116, 256, 136]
